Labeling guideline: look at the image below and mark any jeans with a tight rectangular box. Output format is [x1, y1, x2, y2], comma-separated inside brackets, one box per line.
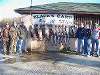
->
[16, 39, 26, 54]
[91, 39, 99, 56]
[51, 35, 55, 45]
[78, 39, 84, 54]
[58, 35, 62, 44]
[84, 38, 91, 55]
[3, 40, 10, 55]
[0, 40, 3, 54]
[54, 34, 58, 45]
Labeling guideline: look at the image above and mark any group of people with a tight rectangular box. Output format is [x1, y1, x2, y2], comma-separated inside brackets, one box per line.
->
[76, 22, 100, 57]
[29, 22, 100, 57]
[29, 24, 74, 47]
[0, 21, 100, 57]
[0, 22, 28, 55]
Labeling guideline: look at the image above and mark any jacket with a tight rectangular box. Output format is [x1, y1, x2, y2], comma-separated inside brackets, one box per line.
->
[76, 27, 85, 39]
[84, 28, 91, 39]
[92, 28, 100, 39]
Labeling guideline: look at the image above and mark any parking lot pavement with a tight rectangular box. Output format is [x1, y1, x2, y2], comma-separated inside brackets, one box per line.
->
[0, 52, 100, 75]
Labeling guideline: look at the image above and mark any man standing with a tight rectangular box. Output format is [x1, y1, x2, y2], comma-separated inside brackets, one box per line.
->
[3, 23, 11, 55]
[84, 24, 91, 56]
[76, 22, 85, 54]
[91, 23, 100, 57]
[0, 27, 3, 54]
[54, 25, 58, 46]
[41, 25, 46, 40]
[34, 24, 39, 40]
[10, 25, 17, 54]
[16, 22, 28, 54]
[49, 28, 54, 45]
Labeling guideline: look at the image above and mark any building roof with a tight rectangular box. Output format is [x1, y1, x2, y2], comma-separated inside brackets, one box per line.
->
[15, 2, 100, 14]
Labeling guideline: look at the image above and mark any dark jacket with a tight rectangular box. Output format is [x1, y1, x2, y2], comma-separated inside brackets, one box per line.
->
[84, 28, 91, 39]
[76, 27, 85, 39]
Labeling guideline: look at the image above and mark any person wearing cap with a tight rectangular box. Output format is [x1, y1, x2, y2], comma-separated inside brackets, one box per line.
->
[10, 25, 18, 54]
[16, 22, 28, 54]
[91, 23, 100, 57]
[3, 23, 11, 55]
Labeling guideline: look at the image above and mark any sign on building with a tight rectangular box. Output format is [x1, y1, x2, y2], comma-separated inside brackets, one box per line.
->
[32, 14, 74, 26]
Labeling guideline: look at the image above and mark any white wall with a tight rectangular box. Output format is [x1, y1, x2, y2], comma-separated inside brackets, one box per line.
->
[21, 15, 32, 31]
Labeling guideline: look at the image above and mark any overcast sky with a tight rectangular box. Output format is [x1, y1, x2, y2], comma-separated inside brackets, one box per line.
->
[0, 0, 100, 20]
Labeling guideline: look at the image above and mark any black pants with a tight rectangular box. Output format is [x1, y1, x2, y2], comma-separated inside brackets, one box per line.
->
[4, 40, 10, 55]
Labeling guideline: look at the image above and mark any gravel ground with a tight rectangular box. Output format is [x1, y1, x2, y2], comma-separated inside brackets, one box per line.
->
[0, 52, 100, 75]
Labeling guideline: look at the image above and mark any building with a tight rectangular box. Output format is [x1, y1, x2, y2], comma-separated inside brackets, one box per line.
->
[15, 2, 100, 51]
[15, 2, 100, 25]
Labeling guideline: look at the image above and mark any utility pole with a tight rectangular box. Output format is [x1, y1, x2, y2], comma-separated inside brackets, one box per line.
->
[31, 0, 32, 6]
[30, 0, 32, 26]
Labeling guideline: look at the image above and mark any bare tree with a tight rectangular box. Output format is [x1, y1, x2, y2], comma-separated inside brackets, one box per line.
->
[0, 18, 13, 26]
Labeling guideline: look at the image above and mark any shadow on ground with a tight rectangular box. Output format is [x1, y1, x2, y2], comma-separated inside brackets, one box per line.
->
[3, 52, 100, 69]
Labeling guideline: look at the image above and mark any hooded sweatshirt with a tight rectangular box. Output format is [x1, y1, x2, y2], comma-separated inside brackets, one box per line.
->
[92, 28, 100, 39]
